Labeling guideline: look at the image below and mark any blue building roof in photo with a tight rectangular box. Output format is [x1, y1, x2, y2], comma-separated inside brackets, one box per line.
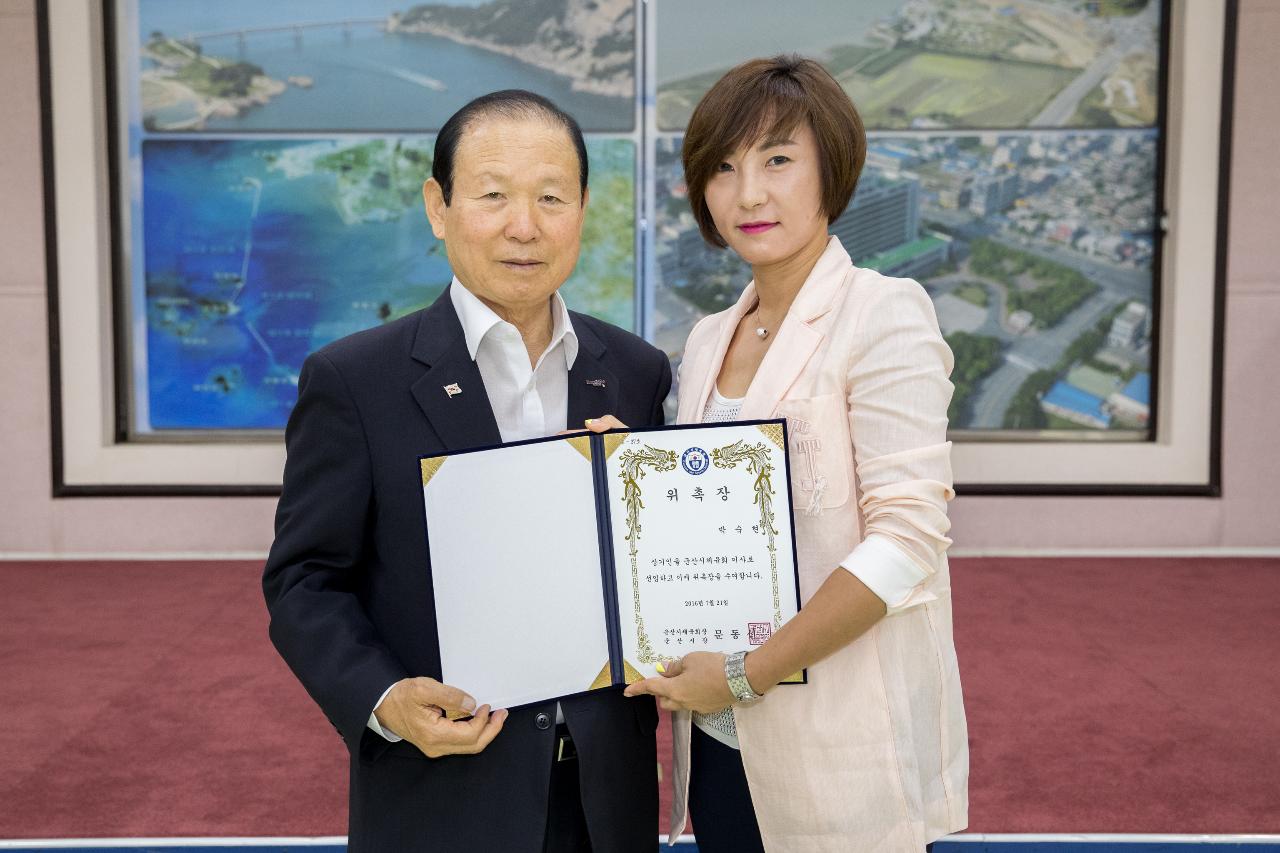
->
[1044, 380, 1111, 425]
[869, 144, 915, 161]
[1121, 372, 1150, 404]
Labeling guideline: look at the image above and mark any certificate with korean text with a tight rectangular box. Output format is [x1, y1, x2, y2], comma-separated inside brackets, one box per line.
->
[419, 420, 802, 712]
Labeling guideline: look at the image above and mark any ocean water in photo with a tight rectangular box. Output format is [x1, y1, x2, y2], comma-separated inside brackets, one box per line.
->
[137, 0, 635, 132]
[136, 137, 635, 431]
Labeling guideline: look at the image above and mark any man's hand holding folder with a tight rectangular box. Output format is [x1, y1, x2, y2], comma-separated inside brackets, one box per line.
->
[374, 676, 508, 758]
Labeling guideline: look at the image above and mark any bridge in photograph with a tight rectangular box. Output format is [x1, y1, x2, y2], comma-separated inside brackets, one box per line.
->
[180, 18, 388, 46]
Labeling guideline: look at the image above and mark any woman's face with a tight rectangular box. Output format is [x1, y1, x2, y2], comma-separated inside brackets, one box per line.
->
[703, 120, 828, 267]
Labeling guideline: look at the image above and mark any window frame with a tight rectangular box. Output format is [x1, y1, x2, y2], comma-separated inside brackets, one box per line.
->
[40, 0, 1235, 495]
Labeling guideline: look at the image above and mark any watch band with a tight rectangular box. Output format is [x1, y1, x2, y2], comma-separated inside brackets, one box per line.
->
[725, 650, 764, 704]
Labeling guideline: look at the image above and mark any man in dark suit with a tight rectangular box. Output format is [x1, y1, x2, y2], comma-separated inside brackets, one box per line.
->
[263, 90, 670, 852]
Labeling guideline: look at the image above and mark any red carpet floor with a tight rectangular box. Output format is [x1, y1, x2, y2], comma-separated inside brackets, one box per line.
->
[1, 557, 1278, 838]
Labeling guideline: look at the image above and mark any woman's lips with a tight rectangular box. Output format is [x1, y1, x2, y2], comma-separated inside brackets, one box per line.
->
[738, 222, 777, 235]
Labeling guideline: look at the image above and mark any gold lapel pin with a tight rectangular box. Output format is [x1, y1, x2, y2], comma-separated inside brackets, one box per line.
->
[444, 383, 462, 398]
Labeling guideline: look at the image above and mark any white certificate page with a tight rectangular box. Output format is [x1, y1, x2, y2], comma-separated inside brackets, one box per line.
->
[603, 423, 799, 679]
[421, 437, 610, 711]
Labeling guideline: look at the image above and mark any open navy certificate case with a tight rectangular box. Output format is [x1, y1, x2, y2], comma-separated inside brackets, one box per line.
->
[418, 419, 805, 712]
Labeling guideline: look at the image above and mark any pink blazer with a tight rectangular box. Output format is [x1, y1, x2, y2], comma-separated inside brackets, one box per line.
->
[670, 236, 968, 851]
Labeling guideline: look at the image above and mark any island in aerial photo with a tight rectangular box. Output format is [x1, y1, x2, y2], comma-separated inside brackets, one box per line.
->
[655, 0, 1158, 131]
[137, 0, 636, 132]
[654, 129, 1157, 435]
[136, 137, 635, 432]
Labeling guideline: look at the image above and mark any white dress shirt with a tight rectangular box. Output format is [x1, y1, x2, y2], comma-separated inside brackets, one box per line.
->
[369, 277, 578, 742]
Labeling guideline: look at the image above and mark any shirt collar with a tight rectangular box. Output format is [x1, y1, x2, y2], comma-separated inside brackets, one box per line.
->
[449, 277, 578, 369]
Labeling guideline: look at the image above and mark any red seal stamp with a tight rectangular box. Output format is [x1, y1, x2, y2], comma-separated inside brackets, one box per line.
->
[747, 622, 772, 645]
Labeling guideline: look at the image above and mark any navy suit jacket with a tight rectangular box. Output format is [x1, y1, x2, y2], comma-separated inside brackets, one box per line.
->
[263, 287, 671, 852]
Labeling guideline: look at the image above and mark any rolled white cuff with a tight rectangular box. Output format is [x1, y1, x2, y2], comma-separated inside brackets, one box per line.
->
[367, 683, 403, 742]
[839, 533, 931, 615]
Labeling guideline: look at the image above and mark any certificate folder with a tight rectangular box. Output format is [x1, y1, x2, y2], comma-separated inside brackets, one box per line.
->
[419, 420, 804, 712]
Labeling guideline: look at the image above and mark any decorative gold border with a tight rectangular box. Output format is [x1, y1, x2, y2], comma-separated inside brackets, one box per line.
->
[616, 445, 678, 663]
[420, 456, 446, 487]
[712, 440, 784, 628]
[618, 435, 787, 664]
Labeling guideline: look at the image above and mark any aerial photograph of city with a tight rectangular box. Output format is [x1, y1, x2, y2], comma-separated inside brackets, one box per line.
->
[653, 129, 1157, 434]
[656, 0, 1158, 131]
[653, 0, 1160, 436]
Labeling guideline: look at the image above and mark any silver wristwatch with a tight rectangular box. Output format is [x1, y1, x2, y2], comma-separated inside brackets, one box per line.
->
[724, 650, 764, 704]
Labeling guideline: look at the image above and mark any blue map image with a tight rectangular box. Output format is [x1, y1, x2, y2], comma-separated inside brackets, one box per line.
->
[138, 137, 635, 431]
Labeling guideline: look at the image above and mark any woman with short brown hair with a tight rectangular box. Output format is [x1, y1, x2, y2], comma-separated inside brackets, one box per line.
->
[625, 55, 968, 852]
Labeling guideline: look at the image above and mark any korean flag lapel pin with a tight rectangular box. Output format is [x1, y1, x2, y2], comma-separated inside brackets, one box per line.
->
[444, 383, 462, 398]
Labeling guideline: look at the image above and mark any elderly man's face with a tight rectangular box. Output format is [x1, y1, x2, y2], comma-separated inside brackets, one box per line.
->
[424, 115, 588, 315]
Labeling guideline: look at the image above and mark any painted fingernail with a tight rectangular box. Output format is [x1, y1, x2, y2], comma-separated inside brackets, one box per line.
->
[584, 418, 594, 427]
[655, 661, 666, 674]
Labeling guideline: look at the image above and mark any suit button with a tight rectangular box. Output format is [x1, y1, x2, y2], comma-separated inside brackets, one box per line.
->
[534, 712, 551, 730]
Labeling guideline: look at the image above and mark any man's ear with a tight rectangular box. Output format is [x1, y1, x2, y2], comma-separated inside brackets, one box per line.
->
[423, 178, 447, 240]
[579, 185, 590, 219]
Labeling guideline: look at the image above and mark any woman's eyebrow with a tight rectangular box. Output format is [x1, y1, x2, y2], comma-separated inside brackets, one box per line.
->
[758, 137, 797, 150]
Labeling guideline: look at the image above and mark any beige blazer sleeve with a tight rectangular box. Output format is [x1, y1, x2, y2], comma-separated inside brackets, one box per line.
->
[839, 276, 956, 614]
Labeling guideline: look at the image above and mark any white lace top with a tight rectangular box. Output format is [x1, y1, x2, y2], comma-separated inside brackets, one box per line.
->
[694, 386, 745, 750]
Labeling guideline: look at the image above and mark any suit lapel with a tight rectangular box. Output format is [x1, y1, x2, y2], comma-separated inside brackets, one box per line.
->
[409, 288, 503, 451]
[740, 238, 852, 417]
[676, 343, 714, 424]
[685, 236, 854, 421]
[566, 314, 619, 427]
[738, 319, 823, 419]
[681, 286, 755, 424]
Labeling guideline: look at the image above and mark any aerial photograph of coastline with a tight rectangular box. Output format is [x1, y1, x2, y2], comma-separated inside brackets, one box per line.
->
[136, 0, 637, 132]
[138, 137, 635, 430]
[655, 0, 1158, 131]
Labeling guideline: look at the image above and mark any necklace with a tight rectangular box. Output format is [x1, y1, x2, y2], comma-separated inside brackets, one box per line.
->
[751, 302, 775, 339]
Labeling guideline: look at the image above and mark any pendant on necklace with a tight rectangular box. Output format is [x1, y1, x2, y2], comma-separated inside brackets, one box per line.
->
[755, 327, 769, 339]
